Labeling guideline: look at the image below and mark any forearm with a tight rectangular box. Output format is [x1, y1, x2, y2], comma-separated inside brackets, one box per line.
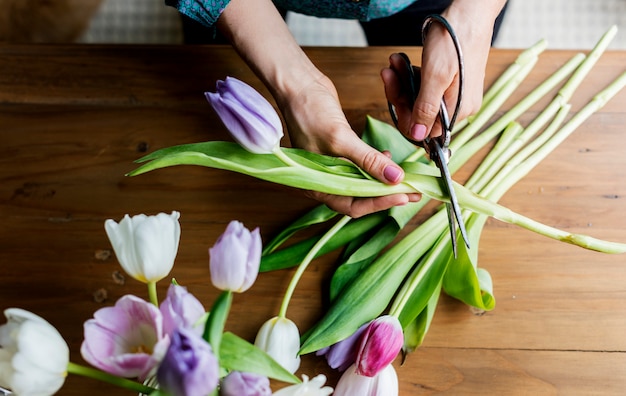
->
[216, 0, 325, 108]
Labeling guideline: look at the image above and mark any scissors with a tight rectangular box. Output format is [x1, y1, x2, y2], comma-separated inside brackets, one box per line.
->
[387, 14, 470, 257]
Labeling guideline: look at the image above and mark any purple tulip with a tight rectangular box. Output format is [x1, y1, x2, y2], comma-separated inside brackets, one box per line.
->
[80, 295, 169, 381]
[316, 323, 368, 372]
[159, 283, 206, 336]
[157, 327, 219, 396]
[209, 220, 262, 292]
[355, 315, 403, 377]
[205, 76, 283, 154]
[334, 363, 398, 396]
[220, 371, 272, 396]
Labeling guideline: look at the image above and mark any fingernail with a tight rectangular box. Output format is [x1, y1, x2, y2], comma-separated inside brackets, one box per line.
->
[383, 165, 403, 183]
[410, 124, 428, 141]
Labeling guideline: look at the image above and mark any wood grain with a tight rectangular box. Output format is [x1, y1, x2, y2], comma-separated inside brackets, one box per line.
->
[1, 44, 625, 395]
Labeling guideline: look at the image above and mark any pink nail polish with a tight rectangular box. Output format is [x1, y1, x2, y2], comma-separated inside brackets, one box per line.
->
[383, 165, 403, 183]
[411, 124, 428, 141]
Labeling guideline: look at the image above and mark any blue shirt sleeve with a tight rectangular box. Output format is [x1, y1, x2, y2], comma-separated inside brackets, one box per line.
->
[165, 0, 231, 27]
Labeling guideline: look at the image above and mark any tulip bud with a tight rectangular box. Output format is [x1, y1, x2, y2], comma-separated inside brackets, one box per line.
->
[157, 327, 219, 396]
[316, 323, 367, 372]
[205, 76, 283, 154]
[160, 283, 206, 336]
[254, 316, 301, 374]
[355, 315, 403, 377]
[209, 220, 262, 293]
[0, 308, 70, 396]
[221, 371, 272, 396]
[334, 363, 398, 396]
[104, 211, 181, 284]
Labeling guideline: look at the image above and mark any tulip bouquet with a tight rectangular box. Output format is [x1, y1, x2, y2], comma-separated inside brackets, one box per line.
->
[0, 212, 334, 396]
[125, 26, 626, 394]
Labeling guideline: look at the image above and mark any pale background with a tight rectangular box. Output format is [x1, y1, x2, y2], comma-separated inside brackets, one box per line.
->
[80, 0, 626, 49]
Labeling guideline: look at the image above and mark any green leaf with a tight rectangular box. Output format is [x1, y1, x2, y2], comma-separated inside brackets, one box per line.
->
[402, 282, 441, 356]
[203, 290, 233, 356]
[260, 212, 387, 272]
[299, 210, 447, 355]
[219, 332, 300, 384]
[262, 204, 338, 255]
[361, 116, 420, 164]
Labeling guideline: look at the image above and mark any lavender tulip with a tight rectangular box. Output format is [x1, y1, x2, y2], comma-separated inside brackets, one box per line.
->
[316, 322, 367, 372]
[220, 371, 272, 396]
[205, 76, 283, 154]
[334, 364, 398, 396]
[105, 211, 181, 284]
[209, 220, 262, 293]
[159, 283, 206, 336]
[81, 295, 169, 381]
[273, 374, 333, 396]
[355, 315, 403, 377]
[157, 327, 219, 396]
[254, 316, 300, 374]
[0, 308, 69, 396]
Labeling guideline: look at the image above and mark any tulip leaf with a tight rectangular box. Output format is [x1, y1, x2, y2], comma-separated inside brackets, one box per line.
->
[361, 115, 421, 164]
[219, 332, 300, 384]
[441, 213, 496, 310]
[203, 290, 233, 356]
[402, 282, 441, 356]
[260, 212, 387, 272]
[262, 204, 338, 255]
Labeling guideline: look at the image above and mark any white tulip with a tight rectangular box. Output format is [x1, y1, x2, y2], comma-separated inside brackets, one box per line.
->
[0, 308, 69, 396]
[105, 211, 181, 283]
[273, 374, 333, 396]
[334, 363, 398, 396]
[254, 316, 301, 374]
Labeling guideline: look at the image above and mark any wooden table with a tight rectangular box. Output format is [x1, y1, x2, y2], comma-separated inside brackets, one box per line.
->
[1, 44, 625, 395]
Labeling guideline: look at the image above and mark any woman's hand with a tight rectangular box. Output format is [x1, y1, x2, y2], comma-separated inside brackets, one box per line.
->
[218, 0, 420, 217]
[382, 0, 507, 142]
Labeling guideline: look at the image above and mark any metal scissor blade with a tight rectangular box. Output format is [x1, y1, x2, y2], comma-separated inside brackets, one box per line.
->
[432, 140, 470, 253]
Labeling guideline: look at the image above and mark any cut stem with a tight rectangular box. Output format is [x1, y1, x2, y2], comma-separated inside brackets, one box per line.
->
[278, 215, 352, 318]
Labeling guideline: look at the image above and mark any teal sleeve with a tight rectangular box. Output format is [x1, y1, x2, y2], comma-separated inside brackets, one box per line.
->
[165, 0, 231, 27]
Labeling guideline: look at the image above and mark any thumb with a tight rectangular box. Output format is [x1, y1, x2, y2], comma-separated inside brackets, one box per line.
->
[410, 76, 446, 141]
[342, 139, 405, 185]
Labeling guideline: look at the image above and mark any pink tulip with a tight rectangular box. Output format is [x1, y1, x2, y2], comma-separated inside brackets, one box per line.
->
[81, 295, 169, 381]
[355, 315, 403, 377]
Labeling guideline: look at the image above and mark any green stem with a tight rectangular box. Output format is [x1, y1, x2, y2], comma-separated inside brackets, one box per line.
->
[278, 215, 351, 318]
[147, 281, 158, 306]
[273, 147, 303, 168]
[66, 362, 156, 394]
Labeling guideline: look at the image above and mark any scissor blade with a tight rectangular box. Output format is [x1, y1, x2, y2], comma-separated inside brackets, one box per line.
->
[432, 140, 470, 251]
[445, 202, 458, 258]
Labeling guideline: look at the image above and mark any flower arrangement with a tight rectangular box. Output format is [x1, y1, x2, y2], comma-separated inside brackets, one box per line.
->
[2, 27, 626, 396]
[0, 213, 337, 395]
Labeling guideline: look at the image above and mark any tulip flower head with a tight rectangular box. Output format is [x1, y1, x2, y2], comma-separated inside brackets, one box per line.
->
[0, 308, 69, 396]
[355, 315, 403, 377]
[273, 374, 333, 396]
[316, 322, 368, 372]
[105, 211, 181, 284]
[334, 363, 398, 396]
[254, 316, 301, 374]
[220, 371, 272, 396]
[157, 327, 219, 396]
[159, 283, 206, 336]
[81, 295, 169, 381]
[209, 220, 262, 293]
[205, 76, 284, 154]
